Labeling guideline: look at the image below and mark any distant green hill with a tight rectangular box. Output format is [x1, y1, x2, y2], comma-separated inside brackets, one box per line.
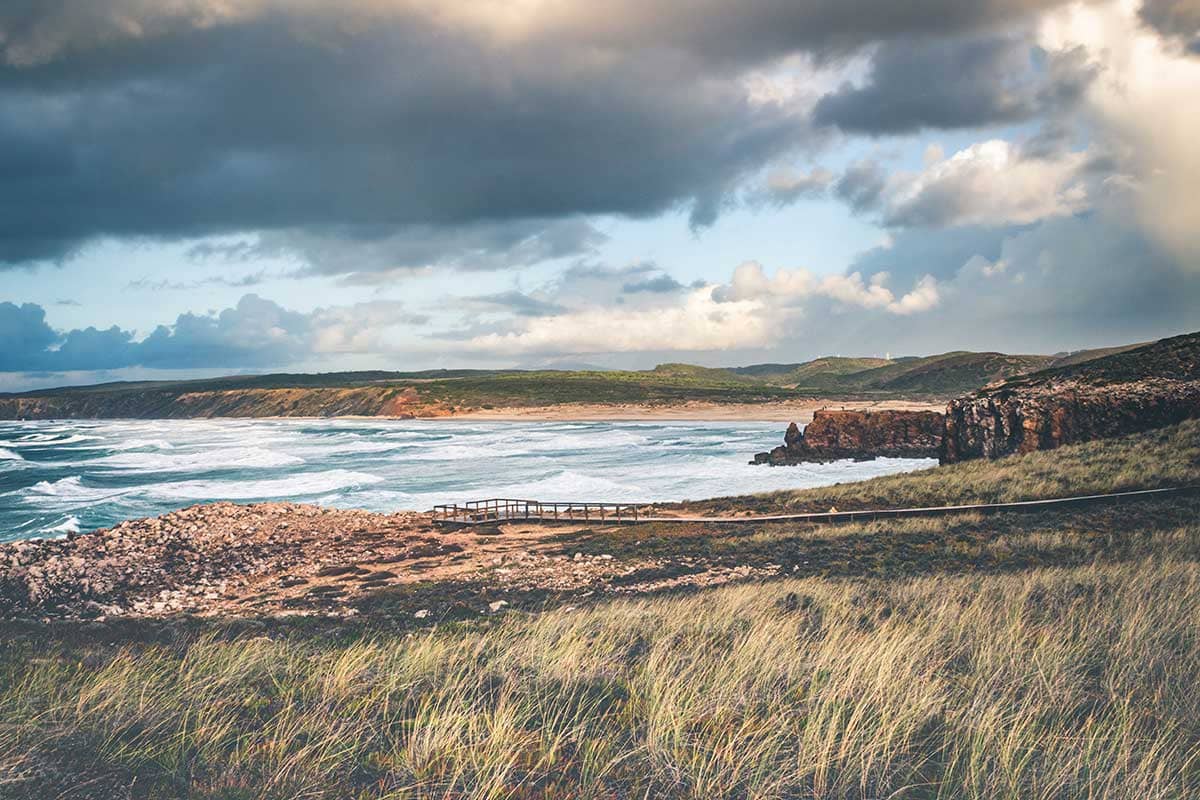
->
[730, 357, 893, 386]
[1047, 342, 1148, 370]
[648, 363, 759, 384]
[0, 336, 1165, 420]
[831, 352, 1057, 395]
[997, 331, 1200, 390]
[729, 352, 1059, 396]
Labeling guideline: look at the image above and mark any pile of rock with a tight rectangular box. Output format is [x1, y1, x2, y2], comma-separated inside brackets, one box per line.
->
[0, 502, 436, 620]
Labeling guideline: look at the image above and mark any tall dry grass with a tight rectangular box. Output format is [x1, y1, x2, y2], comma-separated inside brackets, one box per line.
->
[4, 537, 1200, 798]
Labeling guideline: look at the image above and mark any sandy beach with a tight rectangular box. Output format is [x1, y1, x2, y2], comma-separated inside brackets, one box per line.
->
[449, 398, 945, 422]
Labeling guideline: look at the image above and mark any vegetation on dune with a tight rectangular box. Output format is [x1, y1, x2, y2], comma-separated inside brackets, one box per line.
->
[3, 551, 1200, 798]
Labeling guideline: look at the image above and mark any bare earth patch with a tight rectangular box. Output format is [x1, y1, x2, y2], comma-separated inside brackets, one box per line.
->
[0, 503, 776, 622]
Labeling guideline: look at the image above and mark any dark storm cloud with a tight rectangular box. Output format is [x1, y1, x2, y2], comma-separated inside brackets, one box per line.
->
[813, 34, 1096, 134]
[462, 291, 568, 318]
[751, 168, 835, 208]
[0, 303, 59, 371]
[849, 225, 1014, 283]
[0, 11, 804, 269]
[0, 0, 1090, 69]
[0, 0, 1088, 271]
[820, 215, 1200, 357]
[0, 294, 428, 373]
[0, 296, 304, 372]
[263, 220, 609, 279]
[1139, 0, 1200, 53]
[622, 274, 686, 294]
[126, 272, 270, 291]
[834, 160, 888, 214]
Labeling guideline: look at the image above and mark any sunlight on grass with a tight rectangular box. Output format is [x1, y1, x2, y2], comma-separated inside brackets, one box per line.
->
[4, 546, 1200, 798]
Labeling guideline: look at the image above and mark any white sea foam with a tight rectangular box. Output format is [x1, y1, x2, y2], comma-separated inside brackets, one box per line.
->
[40, 516, 81, 536]
[111, 438, 176, 451]
[0, 448, 24, 461]
[16, 477, 142, 514]
[90, 447, 304, 473]
[0, 434, 92, 447]
[147, 469, 385, 501]
[1, 418, 931, 539]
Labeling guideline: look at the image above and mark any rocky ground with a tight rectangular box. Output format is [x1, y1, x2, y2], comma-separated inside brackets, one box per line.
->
[0, 502, 777, 623]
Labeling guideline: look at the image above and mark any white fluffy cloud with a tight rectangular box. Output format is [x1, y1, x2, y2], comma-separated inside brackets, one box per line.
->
[449, 260, 942, 358]
[458, 286, 771, 355]
[1039, 0, 1200, 264]
[713, 261, 940, 315]
[882, 140, 1092, 228]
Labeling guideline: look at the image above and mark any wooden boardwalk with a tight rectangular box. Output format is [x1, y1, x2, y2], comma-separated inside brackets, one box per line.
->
[432, 486, 1198, 528]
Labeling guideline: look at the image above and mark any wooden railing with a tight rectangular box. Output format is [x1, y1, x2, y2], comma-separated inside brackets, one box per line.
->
[431, 486, 1200, 528]
[433, 498, 643, 526]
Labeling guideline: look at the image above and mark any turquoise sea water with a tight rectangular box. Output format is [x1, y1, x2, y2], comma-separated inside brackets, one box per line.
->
[0, 419, 934, 541]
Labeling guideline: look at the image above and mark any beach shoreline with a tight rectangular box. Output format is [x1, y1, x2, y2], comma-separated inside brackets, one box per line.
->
[444, 398, 945, 423]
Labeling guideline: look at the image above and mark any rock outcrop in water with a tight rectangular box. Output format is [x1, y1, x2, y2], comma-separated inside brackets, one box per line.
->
[752, 410, 945, 464]
[941, 332, 1200, 463]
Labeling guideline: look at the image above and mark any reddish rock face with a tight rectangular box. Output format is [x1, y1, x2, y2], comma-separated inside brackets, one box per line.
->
[940, 331, 1200, 463]
[940, 379, 1200, 463]
[753, 410, 945, 464]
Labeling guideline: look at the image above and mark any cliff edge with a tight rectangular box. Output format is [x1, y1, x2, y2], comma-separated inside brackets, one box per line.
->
[752, 409, 944, 464]
[941, 331, 1200, 462]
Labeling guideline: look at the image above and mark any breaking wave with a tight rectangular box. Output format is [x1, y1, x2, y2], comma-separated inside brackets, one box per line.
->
[0, 418, 933, 541]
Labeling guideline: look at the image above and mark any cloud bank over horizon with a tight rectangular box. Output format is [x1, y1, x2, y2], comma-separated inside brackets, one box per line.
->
[2, 0, 1199, 387]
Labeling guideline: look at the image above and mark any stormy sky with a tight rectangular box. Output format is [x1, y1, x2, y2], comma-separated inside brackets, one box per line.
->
[2, 0, 1199, 389]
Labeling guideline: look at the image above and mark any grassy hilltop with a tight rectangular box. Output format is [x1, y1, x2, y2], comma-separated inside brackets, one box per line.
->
[3, 420, 1200, 798]
[0, 342, 1135, 419]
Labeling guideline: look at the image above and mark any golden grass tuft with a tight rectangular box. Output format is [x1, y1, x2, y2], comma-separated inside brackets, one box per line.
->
[4, 421, 1200, 798]
[4, 546, 1200, 798]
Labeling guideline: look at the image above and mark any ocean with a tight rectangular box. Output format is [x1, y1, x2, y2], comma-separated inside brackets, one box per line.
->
[0, 418, 934, 541]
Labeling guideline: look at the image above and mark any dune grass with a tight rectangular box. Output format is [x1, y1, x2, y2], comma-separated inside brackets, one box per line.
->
[3, 545, 1200, 799]
[3, 422, 1200, 798]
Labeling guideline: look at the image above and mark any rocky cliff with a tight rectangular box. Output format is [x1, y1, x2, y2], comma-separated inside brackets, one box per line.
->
[0, 386, 455, 420]
[941, 331, 1200, 462]
[752, 409, 945, 464]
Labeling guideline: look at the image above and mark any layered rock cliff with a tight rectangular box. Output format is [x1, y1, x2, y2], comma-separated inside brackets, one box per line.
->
[0, 386, 454, 420]
[941, 331, 1200, 462]
[752, 409, 944, 464]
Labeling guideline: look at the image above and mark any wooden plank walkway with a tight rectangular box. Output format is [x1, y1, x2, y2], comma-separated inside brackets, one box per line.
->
[432, 486, 1198, 527]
